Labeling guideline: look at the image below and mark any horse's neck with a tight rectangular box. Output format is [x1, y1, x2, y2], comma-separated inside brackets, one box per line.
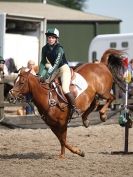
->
[29, 76, 49, 106]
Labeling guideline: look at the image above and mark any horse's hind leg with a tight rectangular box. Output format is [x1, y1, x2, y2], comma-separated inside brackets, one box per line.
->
[82, 98, 97, 128]
[50, 125, 85, 158]
[99, 92, 115, 122]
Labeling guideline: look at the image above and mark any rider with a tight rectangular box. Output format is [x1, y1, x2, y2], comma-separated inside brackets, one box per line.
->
[38, 27, 80, 115]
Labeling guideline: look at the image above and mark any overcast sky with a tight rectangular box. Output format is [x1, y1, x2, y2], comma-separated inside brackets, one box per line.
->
[83, 0, 133, 34]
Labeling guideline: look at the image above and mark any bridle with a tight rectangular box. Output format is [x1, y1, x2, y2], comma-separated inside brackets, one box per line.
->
[8, 72, 30, 103]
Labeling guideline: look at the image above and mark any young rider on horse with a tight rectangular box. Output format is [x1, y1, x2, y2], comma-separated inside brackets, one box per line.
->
[38, 28, 80, 115]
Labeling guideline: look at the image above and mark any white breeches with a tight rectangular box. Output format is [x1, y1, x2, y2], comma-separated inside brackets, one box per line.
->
[49, 64, 71, 94]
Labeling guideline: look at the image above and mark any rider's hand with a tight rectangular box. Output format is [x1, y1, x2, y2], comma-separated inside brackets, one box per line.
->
[39, 76, 45, 82]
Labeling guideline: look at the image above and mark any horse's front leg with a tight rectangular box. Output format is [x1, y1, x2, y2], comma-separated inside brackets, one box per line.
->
[50, 125, 68, 158]
[50, 125, 85, 158]
[64, 141, 85, 157]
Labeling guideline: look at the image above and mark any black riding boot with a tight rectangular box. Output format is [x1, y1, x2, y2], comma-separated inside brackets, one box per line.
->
[65, 92, 81, 116]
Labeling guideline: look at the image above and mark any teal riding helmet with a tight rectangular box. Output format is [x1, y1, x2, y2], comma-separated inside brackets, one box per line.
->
[45, 28, 59, 38]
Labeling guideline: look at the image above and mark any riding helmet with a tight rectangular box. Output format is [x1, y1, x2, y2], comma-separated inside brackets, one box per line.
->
[45, 28, 59, 38]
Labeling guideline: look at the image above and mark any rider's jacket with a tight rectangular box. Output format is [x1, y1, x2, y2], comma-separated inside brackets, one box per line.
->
[38, 43, 68, 77]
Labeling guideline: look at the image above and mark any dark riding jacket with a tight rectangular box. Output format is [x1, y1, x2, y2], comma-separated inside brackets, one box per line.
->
[38, 43, 68, 78]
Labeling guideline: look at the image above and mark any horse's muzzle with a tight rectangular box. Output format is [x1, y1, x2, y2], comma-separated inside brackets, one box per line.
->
[8, 90, 25, 104]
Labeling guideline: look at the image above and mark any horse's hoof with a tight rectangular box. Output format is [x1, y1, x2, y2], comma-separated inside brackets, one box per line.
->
[83, 120, 90, 128]
[79, 150, 85, 157]
[59, 154, 65, 159]
[100, 113, 107, 122]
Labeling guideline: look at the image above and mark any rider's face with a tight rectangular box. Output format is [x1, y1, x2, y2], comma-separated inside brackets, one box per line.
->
[47, 36, 57, 45]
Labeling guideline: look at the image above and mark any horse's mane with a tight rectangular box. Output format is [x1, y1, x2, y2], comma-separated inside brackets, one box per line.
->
[18, 67, 35, 76]
[18, 68, 48, 88]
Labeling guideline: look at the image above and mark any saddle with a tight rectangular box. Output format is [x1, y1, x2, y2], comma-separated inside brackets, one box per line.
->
[41, 68, 88, 109]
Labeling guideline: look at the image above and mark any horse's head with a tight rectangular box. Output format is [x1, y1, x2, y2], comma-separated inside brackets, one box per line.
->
[8, 67, 31, 104]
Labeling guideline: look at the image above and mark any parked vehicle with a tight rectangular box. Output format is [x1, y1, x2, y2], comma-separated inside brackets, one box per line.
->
[0, 13, 43, 69]
[88, 33, 133, 63]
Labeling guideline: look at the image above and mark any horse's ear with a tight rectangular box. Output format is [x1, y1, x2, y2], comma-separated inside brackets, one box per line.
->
[18, 67, 31, 74]
[17, 67, 24, 74]
[23, 67, 31, 73]
[27, 68, 31, 73]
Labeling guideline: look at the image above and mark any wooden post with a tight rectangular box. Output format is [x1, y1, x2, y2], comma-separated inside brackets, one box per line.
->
[124, 124, 129, 153]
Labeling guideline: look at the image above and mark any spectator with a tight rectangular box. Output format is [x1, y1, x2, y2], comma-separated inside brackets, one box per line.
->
[128, 59, 133, 98]
[4, 58, 18, 99]
[25, 60, 36, 115]
[0, 56, 8, 75]
[0, 56, 18, 99]
[128, 59, 133, 77]
[5, 58, 18, 74]
[26, 60, 36, 75]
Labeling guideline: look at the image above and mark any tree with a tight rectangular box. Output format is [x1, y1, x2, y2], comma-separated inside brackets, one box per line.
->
[48, 0, 87, 11]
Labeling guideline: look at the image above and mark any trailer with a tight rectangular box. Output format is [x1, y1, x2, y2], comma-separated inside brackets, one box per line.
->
[0, 13, 5, 57]
[88, 33, 133, 63]
[0, 12, 46, 69]
[4, 33, 39, 69]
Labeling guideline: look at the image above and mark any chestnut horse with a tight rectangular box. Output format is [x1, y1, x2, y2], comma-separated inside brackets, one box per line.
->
[8, 49, 125, 158]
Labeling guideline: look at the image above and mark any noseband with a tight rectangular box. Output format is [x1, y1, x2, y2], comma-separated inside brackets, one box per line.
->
[8, 72, 30, 104]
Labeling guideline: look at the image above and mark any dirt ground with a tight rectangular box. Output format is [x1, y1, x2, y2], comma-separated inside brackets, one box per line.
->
[0, 124, 132, 177]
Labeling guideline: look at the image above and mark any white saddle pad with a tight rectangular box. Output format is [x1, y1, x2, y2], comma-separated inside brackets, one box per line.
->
[71, 72, 88, 97]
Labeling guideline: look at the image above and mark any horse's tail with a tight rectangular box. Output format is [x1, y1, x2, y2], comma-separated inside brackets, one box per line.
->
[100, 49, 126, 65]
[100, 49, 126, 92]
